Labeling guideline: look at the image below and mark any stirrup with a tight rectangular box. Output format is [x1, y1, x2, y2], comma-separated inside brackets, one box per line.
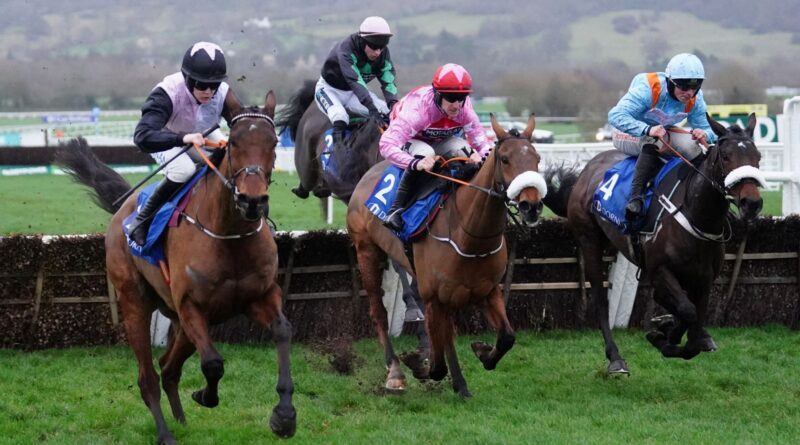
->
[625, 196, 644, 219]
[383, 210, 405, 231]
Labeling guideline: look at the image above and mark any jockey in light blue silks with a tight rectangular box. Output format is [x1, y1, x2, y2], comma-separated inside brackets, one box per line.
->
[128, 41, 235, 246]
[608, 53, 717, 224]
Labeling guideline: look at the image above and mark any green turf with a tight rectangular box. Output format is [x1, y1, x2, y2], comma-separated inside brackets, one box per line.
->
[0, 172, 347, 235]
[0, 327, 797, 444]
[0, 171, 783, 236]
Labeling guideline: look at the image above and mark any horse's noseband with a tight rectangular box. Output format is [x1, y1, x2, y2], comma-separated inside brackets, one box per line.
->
[226, 112, 275, 220]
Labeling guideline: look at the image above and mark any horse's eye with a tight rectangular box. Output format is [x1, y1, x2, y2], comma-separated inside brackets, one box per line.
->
[720, 150, 730, 162]
[501, 156, 510, 164]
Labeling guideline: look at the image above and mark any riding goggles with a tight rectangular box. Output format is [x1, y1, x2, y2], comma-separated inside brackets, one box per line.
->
[670, 78, 703, 91]
[363, 35, 390, 51]
[194, 80, 222, 91]
[439, 92, 469, 103]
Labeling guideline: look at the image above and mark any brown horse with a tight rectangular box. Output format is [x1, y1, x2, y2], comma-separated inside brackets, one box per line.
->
[347, 114, 546, 398]
[542, 113, 764, 375]
[276, 79, 382, 203]
[55, 92, 296, 444]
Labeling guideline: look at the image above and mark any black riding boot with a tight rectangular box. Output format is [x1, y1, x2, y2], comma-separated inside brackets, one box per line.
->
[625, 143, 662, 221]
[129, 178, 183, 246]
[331, 120, 347, 146]
[383, 170, 421, 232]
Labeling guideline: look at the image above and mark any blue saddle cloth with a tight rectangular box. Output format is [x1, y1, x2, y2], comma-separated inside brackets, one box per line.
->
[592, 157, 682, 234]
[319, 127, 354, 178]
[364, 165, 442, 242]
[122, 167, 207, 265]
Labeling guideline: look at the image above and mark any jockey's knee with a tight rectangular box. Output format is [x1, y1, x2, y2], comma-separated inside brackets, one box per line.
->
[164, 159, 196, 183]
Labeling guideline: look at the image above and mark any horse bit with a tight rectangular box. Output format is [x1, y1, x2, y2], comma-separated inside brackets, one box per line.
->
[181, 112, 276, 240]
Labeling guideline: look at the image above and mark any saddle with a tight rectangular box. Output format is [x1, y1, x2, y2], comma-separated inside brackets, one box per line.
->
[592, 156, 685, 234]
[123, 167, 208, 264]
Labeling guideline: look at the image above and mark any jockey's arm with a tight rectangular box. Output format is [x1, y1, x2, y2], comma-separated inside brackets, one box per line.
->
[133, 88, 186, 153]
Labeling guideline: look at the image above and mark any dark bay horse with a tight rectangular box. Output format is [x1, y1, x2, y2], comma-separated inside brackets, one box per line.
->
[278, 79, 430, 351]
[55, 92, 296, 444]
[347, 114, 546, 397]
[542, 113, 765, 375]
[276, 79, 382, 203]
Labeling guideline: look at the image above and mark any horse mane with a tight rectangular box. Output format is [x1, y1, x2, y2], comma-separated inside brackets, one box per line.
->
[323, 119, 382, 203]
[274, 79, 316, 139]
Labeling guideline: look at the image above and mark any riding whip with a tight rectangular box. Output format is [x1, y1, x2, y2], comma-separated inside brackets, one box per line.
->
[111, 124, 220, 207]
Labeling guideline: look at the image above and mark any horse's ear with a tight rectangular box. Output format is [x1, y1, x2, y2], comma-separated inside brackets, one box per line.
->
[490, 113, 507, 140]
[521, 113, 536, 141]
[264, 91, 276, 118]
[706, 112, 727, 137]
[745, 112, 757, 139]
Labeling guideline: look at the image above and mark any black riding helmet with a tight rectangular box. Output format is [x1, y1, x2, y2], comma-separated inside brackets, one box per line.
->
[181, 42, 227, 84]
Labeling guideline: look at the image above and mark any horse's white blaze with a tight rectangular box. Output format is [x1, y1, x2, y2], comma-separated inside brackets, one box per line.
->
[507, 170, 547, 200]
[724, 165, 768, 189]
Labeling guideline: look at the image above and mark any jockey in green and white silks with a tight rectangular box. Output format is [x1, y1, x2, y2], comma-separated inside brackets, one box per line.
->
[314, 16, 399, 145]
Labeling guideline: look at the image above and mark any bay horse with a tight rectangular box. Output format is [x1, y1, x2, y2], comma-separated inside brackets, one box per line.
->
[542, 113, 765, 375]
[55, 92, 296, 444]
[347, 114, 546, 398]
[276, 79, 382, 203]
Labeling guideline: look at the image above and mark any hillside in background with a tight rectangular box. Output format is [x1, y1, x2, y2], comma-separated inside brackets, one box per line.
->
[2, 0, 798, 116]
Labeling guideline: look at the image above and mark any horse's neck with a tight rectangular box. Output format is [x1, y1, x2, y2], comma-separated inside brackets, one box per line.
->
[681, 159, 729, 231]
[190, 172, 250, 234]
[452, 158, 506, 238]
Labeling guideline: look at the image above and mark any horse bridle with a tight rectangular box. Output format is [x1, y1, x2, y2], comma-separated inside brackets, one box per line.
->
[182, 111, 276, 239]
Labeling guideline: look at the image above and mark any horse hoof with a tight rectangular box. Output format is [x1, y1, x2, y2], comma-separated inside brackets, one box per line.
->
[399, 352, 430, 380]
[157, 432, 177, 445]
[607, 360, 629, 375]
[385, 377, 407, 393]
[291, 186, 309, 199]
[312, 187, 331, 198]
[697, 336, 718, 352]
[471, 341, 495, 369]
[191, 389, 219, 408]
[646, 330, 668, 349]
[457, 387, 473, 399]
[660, 344, 683, 358]
[269, 406, 297, 438]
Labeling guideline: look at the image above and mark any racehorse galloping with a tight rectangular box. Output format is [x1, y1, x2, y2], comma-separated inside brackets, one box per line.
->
[542, 114, 764, 375]
[55, 92, 295, 444]
[347, 115, 546, 397]
[276, 79, 382, 203]
[278, 79, 430, 352]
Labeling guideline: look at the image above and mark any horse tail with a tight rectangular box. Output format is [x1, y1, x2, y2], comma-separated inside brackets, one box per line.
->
[275, 79, 317, 138]
[324, 120, 382, 203]
[542, 163, 581, 217]
[54, 137, 132, 214]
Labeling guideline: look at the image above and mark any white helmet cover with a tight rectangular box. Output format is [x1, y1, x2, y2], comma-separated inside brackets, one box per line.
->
[359, 16, 392, 36]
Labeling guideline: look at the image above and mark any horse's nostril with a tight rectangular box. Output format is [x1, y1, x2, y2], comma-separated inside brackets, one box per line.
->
[518, 201, 531, 212]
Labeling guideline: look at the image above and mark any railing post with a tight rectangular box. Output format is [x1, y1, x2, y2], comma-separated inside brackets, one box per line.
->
[781, 96, 800, 215]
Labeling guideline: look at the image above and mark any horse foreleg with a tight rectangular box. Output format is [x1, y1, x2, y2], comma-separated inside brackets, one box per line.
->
[118, 289, 176, 445]
[355, 242, 406, 391]
[445, 339, 471, 399]
[426, 300, 450, 382]
[176, 302, 223, 408]
[158, 324, 195, 424]
[582, 244, 628, 375]
[685, 284, 717, 354]
[248, 284, 297, 438]
[471, 286, 515, 371]
[649, 268, 702, 359]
